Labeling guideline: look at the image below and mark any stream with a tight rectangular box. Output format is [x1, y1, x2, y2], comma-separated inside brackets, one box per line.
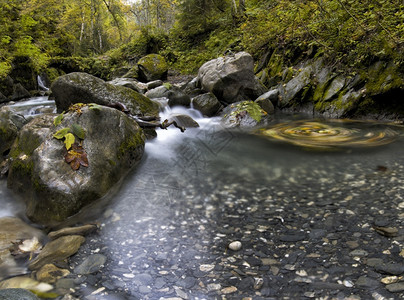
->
[2, 97, 404, 299]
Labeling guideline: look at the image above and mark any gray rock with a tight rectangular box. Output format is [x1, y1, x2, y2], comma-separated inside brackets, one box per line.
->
[167, 114, 199, 128]
[355, 276, 379, 288]
[0, 92, 7, 103]
[279, 233, 307, 242]
[108, 78, 147, 94]
[7, 106, 145, 225]
[279, 66, 312, 107]
[192, 93, 222, 116]
[145, 86, 169, 99]
[0, 288, 39, 300]
[146, 80, 163, 90]
[197, 52, 267, 105]
[255, 97, 274, 115]
[255, 89, 279, 106]
[51, 72, 159, 118]
[386, 282, 404, 292]
[0, 106, 27, 162]
[137, 54, 168, 82]
[29, 235, 85, 270]
[11, 83, 31, 102]
[74, 254, 107, 274]
[375, 263, 404, 275]
[134, 273, 153, 286]
[323, 76, 345, 101]
[167, 88, 191, 107]
[221, 101, 270, 128]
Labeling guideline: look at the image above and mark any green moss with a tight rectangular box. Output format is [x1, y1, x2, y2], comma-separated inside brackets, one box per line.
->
[138, 54, 168, 78]
[118, 127, 145, 159]
[364, 62, 403, 95]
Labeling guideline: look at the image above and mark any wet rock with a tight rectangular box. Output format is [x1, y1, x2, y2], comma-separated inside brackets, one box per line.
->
[279, 233, 307, 242]
[167, 114, 199, 128]
[192, 93, 222, 117]
[0, 288, 39, 300]
[374, 226, 398, 237]
[29, 235, 85, 270]
[0, 106, 27, 163]
[177, 277, 196, 289]
[51, 72, 159, 117]
[228, 241, 242, 251]
[221, 101, 269, 128]
[74, 254, 106, 275]
[255, 89, 279, 107]
[197, 52, 267, 105]
[355, 276, 379, 288]
[36, 263, 70, 283]
[137, 54, 168, 82]
[7, 106, 145, 225]
[48, 224, 98, 240]
[385, 282, 404, 292]
[134, 273, 153, 286]
[0, 276, 53, 294]
[0, 217, 44, 279]
[375, 262, 404, 275]
[167, 88, 191, 107]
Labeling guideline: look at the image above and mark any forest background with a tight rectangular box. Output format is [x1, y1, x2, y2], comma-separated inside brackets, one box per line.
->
[0, 0, 403, 82]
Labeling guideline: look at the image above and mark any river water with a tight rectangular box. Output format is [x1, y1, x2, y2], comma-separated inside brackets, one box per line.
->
[2, 98, 404, 299]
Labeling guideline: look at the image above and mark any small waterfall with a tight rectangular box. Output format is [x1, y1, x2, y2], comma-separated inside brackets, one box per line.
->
[37, 74, 49, 91]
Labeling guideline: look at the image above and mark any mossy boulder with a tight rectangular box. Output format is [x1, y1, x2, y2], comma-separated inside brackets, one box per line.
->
[137, 54, 168, 82]
[50, 72, 159, 118]
[7, 106, 145, 226]
[0, 106, 27, 163]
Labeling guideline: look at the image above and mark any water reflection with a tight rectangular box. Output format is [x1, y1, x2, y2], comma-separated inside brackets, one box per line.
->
[257, 119, 402, 150]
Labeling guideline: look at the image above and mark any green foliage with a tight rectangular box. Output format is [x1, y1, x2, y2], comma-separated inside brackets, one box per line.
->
[53, 128, 71, 140]
[231, 101, 266, 122]
[53, 121, 85, 151]
[53, 112, 64, 126]
[71, 123, 86, 139]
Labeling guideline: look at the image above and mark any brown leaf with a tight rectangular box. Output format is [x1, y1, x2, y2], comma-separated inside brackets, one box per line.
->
[64, 143, 89, 170]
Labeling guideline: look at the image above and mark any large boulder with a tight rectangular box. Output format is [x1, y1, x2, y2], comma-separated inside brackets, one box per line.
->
[0, 106, 27, 163]
[197, 52, 267, 105]
[7, 105, 145, 226]
[137, 54, 168, 82]
[50, 72, 159, 118]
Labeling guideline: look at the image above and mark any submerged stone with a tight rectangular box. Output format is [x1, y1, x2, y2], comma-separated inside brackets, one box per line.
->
[0, 288, 39, 300]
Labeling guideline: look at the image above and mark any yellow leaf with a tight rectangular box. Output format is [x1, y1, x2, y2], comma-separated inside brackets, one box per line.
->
[63, 133, 75, 150]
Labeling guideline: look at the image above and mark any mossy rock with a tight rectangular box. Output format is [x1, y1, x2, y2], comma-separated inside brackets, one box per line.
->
[0, 107, 27, 161]
[7, 106, 145, 226]
[51, 72, 159, 118]
[137, 54, 168, 82]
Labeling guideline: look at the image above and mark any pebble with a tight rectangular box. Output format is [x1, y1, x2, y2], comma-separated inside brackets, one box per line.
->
[375, 263, 404, 275]
[74, 254, 107, 275]
[386, 282, 404, 292]
[221, 286, 237, 294]
[228, 241, 242, 251]
[199, 264, 215, 272]
[381, 276, 399, 284]
[374, 226, 398, 237]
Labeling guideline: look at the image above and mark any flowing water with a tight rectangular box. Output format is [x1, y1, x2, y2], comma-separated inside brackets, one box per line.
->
[2, 98, 404, 298]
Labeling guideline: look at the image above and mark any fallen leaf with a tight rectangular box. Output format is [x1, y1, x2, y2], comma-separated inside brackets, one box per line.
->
[64, 143, 89, 170]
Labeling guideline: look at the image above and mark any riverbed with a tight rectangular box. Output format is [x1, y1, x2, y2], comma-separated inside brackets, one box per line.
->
[2, 99, 404, 299]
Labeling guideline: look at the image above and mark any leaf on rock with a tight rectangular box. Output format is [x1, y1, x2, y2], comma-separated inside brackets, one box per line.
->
[64, 143, 89, 170]
[63, 133, 75, 150]
[53, 112, 65, 126]
[88, 103, 101, 112]
[53, 127, 71, 139]
[71, 123, 85, 139]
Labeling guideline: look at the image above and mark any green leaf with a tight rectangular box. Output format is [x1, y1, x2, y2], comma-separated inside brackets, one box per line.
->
[53, 127, 71, 139]
[63, 133, 75, 150]
[71, 123, 85, 139]
[53, 112, 64, 126]
[88, 103, 101, 111]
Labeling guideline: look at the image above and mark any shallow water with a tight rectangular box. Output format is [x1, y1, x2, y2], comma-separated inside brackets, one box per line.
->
[2, 103, 404, 298]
